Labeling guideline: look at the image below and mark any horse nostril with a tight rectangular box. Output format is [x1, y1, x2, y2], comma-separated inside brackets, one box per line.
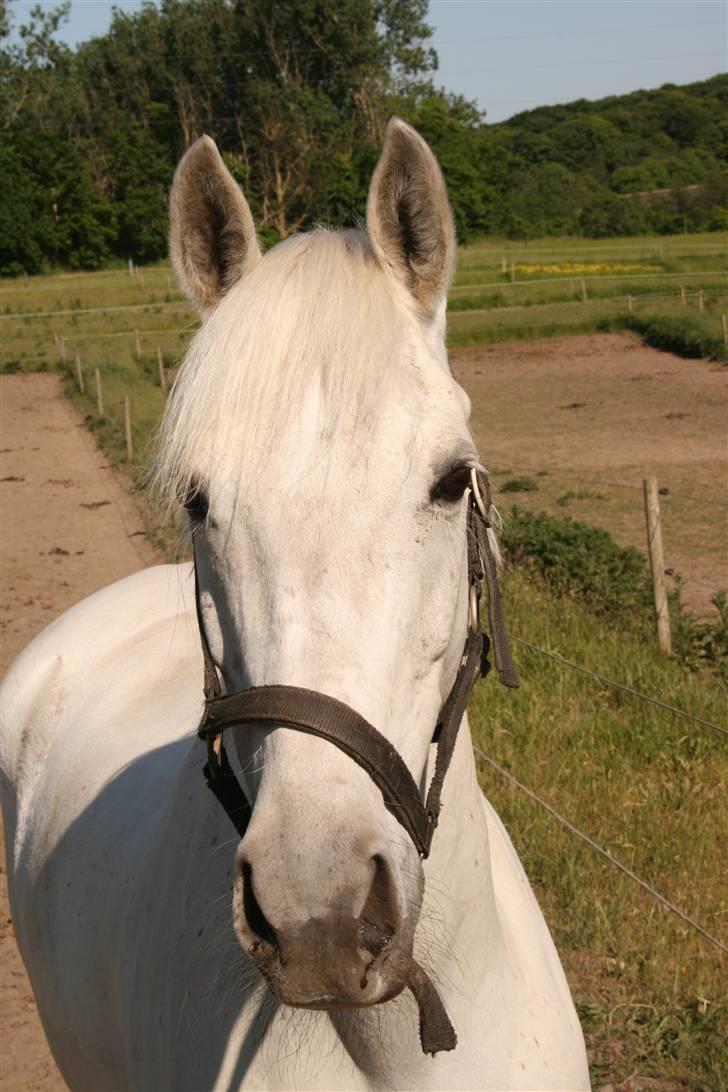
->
[241, 861, 278, 951]
[359, 854, 397, 958]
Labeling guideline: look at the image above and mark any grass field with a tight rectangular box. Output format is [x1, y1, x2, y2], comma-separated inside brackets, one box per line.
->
[1, 234, 726, 1088]
[471, 570, 726, 1088]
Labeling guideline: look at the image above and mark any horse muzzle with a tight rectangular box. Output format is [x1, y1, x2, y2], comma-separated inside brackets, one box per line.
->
[235, 840, 414, 1009]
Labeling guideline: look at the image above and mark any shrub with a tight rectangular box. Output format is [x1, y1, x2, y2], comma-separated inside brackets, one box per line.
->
[500, 476, 539, 494]
[600, 313, 727, 362]
[501, 506, 652, 617]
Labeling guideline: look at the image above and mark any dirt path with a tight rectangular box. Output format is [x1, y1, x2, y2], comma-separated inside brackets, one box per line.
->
[451, 333, 728, 614]
[0, 374, 160, 1092]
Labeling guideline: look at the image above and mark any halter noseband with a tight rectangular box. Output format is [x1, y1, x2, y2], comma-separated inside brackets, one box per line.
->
[192, 467, 519, 1054]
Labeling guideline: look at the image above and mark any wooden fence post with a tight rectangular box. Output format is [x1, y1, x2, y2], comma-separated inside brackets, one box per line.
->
[94, 368, 104, 417]
[510, 261, 515, 284]
[680, 285, 686, 307]
[581, 277, 587, 303]
[134, 328, 141, 359]
[643, 477, 671, 655]
[627, 294, 633, 314]
[698, 290, 704, 313]
[124, 395, 133, 461]
[128, 258, 134, 278]
[74, 351, 84, 393]
[157, 346, 166, 392]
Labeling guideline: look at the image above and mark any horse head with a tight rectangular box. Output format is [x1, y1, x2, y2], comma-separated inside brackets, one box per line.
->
[157, 121, 480, 1017]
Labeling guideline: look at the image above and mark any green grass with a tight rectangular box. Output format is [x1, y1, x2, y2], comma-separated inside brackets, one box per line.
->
[470, 569, 727, 1089]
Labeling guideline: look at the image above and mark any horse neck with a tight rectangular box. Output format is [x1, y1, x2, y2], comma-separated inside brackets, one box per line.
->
[330, 715, 499, 1081]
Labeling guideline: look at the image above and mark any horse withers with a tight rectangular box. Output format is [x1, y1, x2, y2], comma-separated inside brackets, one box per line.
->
[0, 120, 590, 1090]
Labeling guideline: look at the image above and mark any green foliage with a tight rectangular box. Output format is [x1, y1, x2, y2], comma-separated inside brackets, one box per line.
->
[502, 506, 653, 617]
[499, 476, 539, 494]
[502, 506, 728, 679]
[602, 312, 728, 363]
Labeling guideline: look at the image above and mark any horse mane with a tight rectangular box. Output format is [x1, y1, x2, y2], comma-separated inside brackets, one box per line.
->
[152, 228, 410, 516]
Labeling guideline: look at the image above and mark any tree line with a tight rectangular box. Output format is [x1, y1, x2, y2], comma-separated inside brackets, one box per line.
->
[1, 0, 726, 275]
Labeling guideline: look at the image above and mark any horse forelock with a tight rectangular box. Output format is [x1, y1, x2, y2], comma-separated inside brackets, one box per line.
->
[152, 228, 416, 516]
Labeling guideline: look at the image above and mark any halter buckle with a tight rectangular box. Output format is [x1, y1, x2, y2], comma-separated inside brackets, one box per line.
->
[470, 467, 490, 523]
[469, 582, 480, 634]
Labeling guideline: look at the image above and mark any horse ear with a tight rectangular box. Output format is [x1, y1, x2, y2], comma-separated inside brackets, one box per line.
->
[366, 118, 455, 318]
[170, 135, 261, 315]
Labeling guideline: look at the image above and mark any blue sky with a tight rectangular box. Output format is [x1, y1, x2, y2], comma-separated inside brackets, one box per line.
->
[7, 0, 727, 122]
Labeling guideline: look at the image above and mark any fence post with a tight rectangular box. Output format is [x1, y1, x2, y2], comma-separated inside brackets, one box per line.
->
[502, 256, 507, 273]
[643, 477, 671, 656]
[510, 261, 515, 284]
[680, 285, 686, 307]
[124, 395, 133, 462]
[128, 258, 134, 278]
[581, 277, 587, 303]
[698, 290, 704, 313]
[74, 351, 84, 393]
[94, 368, 104, 417]
[627, 294, 633, 314]
[157, 346, 166, 392]
[58, 336, 66, 365]
[134, 328, 141, 359]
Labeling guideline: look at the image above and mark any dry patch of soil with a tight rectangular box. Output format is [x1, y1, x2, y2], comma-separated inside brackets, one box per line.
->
[451, 333, 728, 614]
[1, 374, 159, 1092]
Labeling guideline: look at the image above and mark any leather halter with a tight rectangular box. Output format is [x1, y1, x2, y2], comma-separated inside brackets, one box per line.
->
[192, 466, 519, 1054]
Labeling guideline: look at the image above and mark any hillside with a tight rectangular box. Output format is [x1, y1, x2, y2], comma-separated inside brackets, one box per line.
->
[479, 74, 728, 238]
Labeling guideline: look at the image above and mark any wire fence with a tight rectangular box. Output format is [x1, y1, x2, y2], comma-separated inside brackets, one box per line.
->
[473, 746, 727, 956]
[511, 637, 727, 736]
[450, 269, 728, 293]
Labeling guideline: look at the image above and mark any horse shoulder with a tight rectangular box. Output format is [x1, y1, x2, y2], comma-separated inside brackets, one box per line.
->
[1, 563, 196, 849]
[479, 790, 590, 1087]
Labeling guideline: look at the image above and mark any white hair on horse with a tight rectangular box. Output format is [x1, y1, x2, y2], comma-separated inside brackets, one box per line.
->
[153, 228, 411, 517]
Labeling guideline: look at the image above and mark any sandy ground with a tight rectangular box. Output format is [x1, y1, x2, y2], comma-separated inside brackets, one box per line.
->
[452, 333, 728, 613]
[1, 374, 158, 1092]
[0, 336, 725, 1091]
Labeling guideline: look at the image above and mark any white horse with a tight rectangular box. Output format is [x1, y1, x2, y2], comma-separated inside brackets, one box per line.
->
[1, 120, 590, 1091]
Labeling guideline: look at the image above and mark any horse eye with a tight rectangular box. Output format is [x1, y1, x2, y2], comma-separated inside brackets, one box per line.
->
[182, 483, 209, 522]
[433, 465, 472, 503]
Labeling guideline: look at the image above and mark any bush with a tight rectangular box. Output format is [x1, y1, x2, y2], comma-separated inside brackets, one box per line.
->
[502, 506, 652, 617]
[500, 476, 539, 493]
[502, 506, 727, 677]
[633, 313, 727, 361]
[603, 313, 728, 362]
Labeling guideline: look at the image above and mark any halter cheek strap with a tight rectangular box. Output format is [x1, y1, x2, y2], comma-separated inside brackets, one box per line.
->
[193, 467, 519, 1053]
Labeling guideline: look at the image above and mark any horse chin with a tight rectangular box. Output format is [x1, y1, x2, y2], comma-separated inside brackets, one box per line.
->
[266, 974, 407, 1012]
[245, 929, 412, 1012]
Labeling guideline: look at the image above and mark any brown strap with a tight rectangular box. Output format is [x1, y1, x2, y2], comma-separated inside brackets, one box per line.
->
[203, 741, 251, 838]
[201, 684, 436, 857]
[471, 475, 520, 689]
[407, 959, 457, 1054]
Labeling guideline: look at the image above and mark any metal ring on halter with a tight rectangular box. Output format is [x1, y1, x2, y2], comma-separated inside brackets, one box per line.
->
[470, 467, 489, 521]
[469, 583, 480, 634]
